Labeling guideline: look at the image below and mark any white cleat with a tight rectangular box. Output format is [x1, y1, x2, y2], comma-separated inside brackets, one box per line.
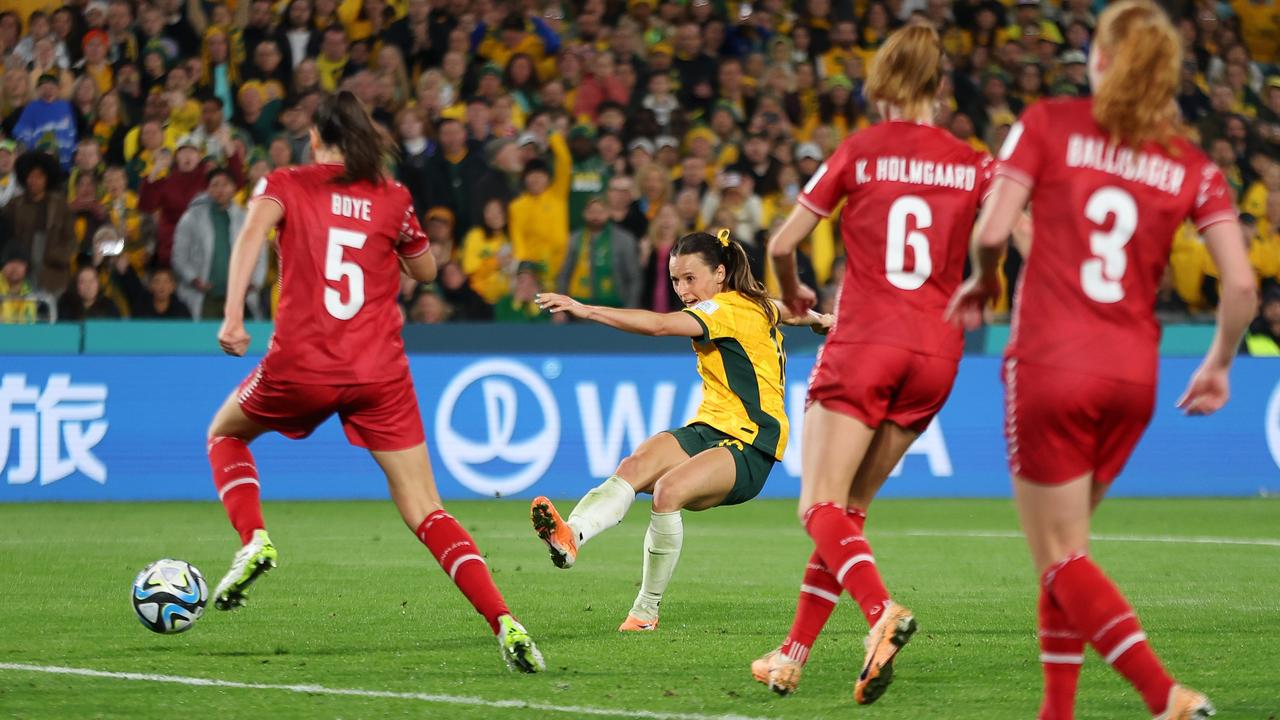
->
[213, 529, 277, 611]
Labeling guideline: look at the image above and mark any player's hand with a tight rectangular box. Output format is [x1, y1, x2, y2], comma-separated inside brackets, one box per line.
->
[944, 274, 1001, 330]
[534, 292, 592, 320]
[1177, 363, 1230, 416]
[808, 310, 835, 335]
[218, 319, 251, 357]
[781, 282, 817, 317]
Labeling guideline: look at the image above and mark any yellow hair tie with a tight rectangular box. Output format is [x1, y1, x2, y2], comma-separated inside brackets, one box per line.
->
[716, 228, 731, 247]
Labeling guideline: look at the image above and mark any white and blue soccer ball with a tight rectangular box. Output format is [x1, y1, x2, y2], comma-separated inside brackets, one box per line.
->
[131, 559, 208, 634]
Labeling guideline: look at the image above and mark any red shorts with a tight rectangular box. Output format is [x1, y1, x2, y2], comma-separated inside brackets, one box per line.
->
[1003, 359, 1155, 485]
[807, 342, 959, 434]
[237, 366, 425, 452]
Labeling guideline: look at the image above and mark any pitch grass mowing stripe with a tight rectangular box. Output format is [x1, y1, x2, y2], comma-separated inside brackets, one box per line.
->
[0, 663, 774, 720]
[881, 529, 1280, 548]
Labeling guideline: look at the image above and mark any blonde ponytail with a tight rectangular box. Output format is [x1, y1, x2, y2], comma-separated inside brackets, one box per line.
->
[1092, 0, 1183, 148]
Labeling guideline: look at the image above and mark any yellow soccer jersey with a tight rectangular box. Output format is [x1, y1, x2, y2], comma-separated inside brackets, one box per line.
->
[682, 291, 789, 461]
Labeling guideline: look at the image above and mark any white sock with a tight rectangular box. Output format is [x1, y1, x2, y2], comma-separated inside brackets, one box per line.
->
[631, 509, 683, 621]
[566, 475, 636, 547]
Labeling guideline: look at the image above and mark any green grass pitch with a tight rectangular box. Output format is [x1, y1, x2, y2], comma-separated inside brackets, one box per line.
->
[1, 498, 1277, 719]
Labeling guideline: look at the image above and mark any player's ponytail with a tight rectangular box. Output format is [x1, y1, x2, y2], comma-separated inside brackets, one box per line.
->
[1092, 0, 1182, 148]
[672, 229, 778, 325]
[864, 24, 942, 122]
[314, 90, 390, 185]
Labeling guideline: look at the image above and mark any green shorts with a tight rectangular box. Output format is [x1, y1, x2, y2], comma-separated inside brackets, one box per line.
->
[666, 423, 776, 507]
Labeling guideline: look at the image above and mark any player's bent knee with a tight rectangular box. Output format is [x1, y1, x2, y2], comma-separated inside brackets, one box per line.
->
[650, 479, 686, 513]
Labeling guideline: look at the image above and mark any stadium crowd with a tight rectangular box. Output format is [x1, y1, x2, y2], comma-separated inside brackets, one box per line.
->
[0, 0, 1277, 351]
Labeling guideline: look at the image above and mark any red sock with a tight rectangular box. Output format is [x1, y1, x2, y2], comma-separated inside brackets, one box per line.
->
[208, 436, 264, 545]
[416, 510, 510, 634]
[1038, 583, 1084, 720]
[779, 548, 841, 664]
[804, 502, 890, 626]
[779, 507, 865, 662]
[1046, 555, 1174, 715]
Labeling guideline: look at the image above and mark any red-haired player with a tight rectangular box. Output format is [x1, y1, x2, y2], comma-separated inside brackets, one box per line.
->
[948, 2, 1255, 717]
[205, 91, 544, 673]
[757, 25, 994, 704]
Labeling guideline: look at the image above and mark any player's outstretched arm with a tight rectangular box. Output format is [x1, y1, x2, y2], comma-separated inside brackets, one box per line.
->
[946, 176, 1030, 330]
[768, 205, 821, 315]
[218, 198, 283, 356]
[534, 293, 703, 337]
[1178, 219, 1257, 416]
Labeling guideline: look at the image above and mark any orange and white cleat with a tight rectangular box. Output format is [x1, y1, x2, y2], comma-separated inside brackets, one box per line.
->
[618, 614, 659, 631]
[530, 497, 578, 569]
[854, 602, 917, 705]
[1153, 685, 1215, 720]
[750, 649, 803, 696]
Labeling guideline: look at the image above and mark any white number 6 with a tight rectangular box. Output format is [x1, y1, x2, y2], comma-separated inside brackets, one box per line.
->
[886, 195, 933, 291]
[1081, 186, 1137, 304]
[324, 228, 368, 320]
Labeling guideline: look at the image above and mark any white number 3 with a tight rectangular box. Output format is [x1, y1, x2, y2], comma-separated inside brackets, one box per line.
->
[885, 195, 933, 291]
[324, 228, 368, 320]
[1080, 186, 1137, 304]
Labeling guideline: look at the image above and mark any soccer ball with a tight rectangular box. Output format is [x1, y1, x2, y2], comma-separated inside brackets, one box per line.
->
[131, 559, 208, 634]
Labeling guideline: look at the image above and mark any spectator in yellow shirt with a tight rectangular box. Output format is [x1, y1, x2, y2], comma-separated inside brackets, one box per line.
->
[509, 132, 572, 278]
[0, 250, 38, 324]
[462, 198, 516, 305]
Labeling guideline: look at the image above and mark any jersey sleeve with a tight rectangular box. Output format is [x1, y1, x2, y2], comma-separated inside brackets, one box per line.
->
[681, 296, 734, 343]
[995, 101, 1049, 189]
[396, 202, 431, 258]
[1190, 162, 1237, 232]
[252, 169, 291, 213]
[799, 136, 857, 218]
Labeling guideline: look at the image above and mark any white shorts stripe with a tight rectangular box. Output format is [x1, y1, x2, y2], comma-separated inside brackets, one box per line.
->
[1039, 653, 1085, 665]
[448, 553, 486, 581]
[217, 477, 259, 501]
[1104, 631, 1147, 665]
[800, 584, 840, 604]
[835, 554, 875, 584]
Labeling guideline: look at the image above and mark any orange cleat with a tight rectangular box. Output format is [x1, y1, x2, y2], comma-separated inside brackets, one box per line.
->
[618, 614, 659, 631]
[854, 602, 917, 705]
[530, 497, 578, 569]
[750, 649, 802, 696]
[1153, 685, 1215, 720]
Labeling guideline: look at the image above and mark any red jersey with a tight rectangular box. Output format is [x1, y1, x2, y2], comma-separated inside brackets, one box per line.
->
[801, 121, 993, 359]
[253, 164, 430, 385]
[998, 98, 1235, 385]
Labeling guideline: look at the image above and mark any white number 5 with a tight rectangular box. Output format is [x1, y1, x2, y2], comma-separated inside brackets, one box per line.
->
[886, 195, 933, 291]
[1081, 186, 1137, 304]
[324, 228, 368, 320]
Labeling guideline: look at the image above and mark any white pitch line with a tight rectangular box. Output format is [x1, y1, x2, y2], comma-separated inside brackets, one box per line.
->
[880, 529, 1280, 548]
[0, 663, 772, 720]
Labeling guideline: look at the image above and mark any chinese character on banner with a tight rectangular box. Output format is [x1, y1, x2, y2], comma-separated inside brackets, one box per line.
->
[0, 374, 108, 485]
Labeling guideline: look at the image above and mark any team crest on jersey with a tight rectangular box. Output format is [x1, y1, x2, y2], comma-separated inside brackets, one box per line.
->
[694, 300, 719, 315]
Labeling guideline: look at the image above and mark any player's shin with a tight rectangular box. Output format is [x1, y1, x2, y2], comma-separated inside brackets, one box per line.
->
[779, 549, 842, 664]
[1038, 585, 1084, 720]
[803, 502, 890, 624]
[629, 509, 683, 622]
[416, 510, 511, 634]
[566, 475, 636, 547]
[208, 436, 265, 544]
[1045, 554, 1175, 715]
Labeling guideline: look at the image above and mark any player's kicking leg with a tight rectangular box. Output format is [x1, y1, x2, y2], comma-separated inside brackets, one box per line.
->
[375, 444, 544, 673]
[530, 433, 686, 569]
[206, 391, 277, 610]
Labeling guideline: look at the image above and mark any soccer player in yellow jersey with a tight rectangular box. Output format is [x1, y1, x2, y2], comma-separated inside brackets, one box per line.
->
[530, 230, 832, 631]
